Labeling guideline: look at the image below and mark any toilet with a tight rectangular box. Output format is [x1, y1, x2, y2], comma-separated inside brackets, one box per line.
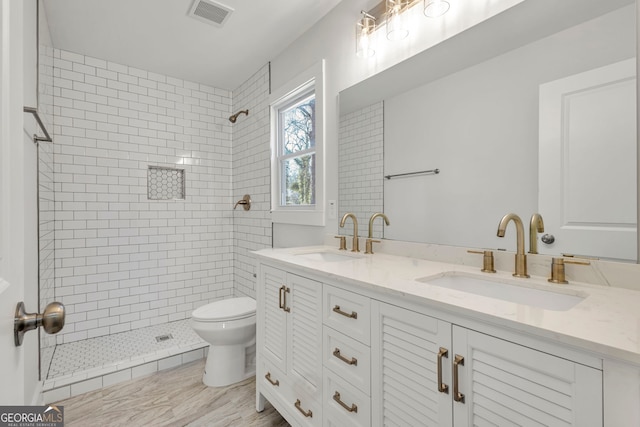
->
[190, 297, 257, 387]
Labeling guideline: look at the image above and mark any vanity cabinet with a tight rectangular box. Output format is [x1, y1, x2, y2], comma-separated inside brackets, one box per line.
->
[372, 301, 603, 427]
[257, 265, 323, 426]
[256, 259, 604, 427]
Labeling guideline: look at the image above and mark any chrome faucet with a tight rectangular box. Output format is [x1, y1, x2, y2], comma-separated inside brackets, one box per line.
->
[497, 213, 529, 278]
[340, 213, 360, 252]
[529, 213, 544, 254]
[366, 213, 390, 254]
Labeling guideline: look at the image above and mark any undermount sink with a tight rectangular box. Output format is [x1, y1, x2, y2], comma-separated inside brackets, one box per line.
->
[295, 251, 363, 262]
[416, 272, 585, 311]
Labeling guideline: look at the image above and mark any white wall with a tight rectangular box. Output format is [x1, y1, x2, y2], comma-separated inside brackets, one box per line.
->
[52, 49, 234, 344]
[383, 5, 635, 251]
[269, 0, 524, 245]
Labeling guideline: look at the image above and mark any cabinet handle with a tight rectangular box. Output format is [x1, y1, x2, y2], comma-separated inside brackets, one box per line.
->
[333, 305, 357, 319]
[333, 391, 358, 413]
[437, 347, 449, 394]
[278, 285, 285, 310]
[453, 354, 465, 403]
[265, 372, 279, 387]
[283, 286, 291, 313]
[294, 399, 313, 418]
[333, 348, 358, 366]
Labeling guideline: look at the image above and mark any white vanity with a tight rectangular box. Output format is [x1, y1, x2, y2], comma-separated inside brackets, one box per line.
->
[254, 244, 640, 426]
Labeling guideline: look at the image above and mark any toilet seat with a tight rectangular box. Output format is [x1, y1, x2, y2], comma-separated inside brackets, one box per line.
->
[192, 297, 256, 322]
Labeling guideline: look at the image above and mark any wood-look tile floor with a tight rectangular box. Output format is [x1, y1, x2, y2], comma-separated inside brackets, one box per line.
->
[54, 359, 290, 427]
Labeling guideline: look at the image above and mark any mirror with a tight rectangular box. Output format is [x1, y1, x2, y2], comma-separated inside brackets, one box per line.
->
[338, 0, 637, 261]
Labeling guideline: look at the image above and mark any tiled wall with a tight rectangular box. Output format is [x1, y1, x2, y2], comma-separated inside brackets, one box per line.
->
[338, 102, 384, 238]
[52, 48, 234, 344]
[39, 44, 57, 372]
[232, 64, 272, 298]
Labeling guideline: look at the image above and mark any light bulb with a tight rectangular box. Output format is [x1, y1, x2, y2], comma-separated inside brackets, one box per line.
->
[424, 0, 450, 18]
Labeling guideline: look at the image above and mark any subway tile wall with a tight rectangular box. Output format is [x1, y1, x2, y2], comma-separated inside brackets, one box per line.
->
[52, 48, 234, 344]
[232, 64, 272, 298]
[39, 44, 57, 371]
[338, 102, 384, 238]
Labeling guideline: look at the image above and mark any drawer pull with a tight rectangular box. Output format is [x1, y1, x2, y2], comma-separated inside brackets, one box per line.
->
[283, 286, 291, 312]
[453, 354, 465, 403]
[278, 286, 285, 310]
[265, 372, 279, 387]
[437, 347, 449, 394]
[278, 286, 291, 313]
[333, 348, 358, 366]
[333, 391, 358, 413]
[294, 399, 313, 418]
[333, 305, 357, 319]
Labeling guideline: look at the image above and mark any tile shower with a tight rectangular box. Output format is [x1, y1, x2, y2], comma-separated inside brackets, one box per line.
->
[39, 46, 271, 401]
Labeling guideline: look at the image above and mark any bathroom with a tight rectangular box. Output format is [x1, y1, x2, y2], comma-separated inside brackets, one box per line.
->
[2, 0, 640, 425]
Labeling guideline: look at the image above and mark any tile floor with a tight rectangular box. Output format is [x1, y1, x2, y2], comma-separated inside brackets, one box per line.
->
[44, 319, 208, 401]
[54, 359, 289, 427]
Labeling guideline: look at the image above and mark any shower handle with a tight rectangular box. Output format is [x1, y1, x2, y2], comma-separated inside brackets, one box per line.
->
[14, 301, 65, 346]
[233, 194, 252, 211]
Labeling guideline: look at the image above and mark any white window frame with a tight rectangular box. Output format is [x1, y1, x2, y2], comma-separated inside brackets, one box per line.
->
[270, 61, 325, 226]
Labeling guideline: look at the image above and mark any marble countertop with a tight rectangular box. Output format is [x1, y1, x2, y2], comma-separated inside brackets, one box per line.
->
[254, 245, 640, 365]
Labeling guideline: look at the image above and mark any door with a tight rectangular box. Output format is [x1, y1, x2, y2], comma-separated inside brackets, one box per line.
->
[371, 301, 452, 427]
[452, 327, 602, 427]
[538, 58, 637, 261]
[287, 273, 322, 391]
[260, 265, 288, 373]
[0, 0, 40, 405]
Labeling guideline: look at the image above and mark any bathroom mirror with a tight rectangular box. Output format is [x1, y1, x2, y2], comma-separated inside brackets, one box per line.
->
[338, 0, 638, 262]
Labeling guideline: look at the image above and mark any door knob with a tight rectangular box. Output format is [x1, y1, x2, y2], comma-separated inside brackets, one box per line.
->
[541, 234, 555, 244]
[14, 301, 65, 346]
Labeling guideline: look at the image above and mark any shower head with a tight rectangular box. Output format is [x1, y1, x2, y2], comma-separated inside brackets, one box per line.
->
[229, 109, 249, 123]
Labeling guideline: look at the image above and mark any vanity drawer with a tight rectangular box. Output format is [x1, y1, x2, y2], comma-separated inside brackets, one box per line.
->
[323, 326, 370, 395]
[323, 285, 370, 345]
[323, 368, 371, 427]
[259, 358, 288, 399]
[288, 386, 323, 427]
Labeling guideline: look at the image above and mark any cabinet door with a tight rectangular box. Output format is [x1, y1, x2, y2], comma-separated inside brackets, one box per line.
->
[261, 265, 288, 373]
[452, 327, 602, 427]
[371, 301, 453, 427]
[288, 273, 323, 394]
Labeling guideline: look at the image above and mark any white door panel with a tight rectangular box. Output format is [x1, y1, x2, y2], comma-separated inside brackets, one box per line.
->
[539, 58, 637, 261]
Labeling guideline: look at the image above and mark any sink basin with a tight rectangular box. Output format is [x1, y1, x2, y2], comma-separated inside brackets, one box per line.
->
[417, 272, 585, 311]
[295, 251, 363, 262]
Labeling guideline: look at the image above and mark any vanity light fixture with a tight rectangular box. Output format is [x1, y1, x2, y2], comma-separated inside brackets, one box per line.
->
[356, 0, 451, 57]
[424, 0, 450, 17]
[386, 0, 410, 41]
[356, 11, 377, 58]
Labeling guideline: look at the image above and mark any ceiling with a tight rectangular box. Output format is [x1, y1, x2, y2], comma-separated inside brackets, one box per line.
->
[42, 0, 343, 90]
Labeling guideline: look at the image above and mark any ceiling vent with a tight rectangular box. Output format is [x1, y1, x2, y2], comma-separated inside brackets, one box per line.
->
[188, 0, 234, 28]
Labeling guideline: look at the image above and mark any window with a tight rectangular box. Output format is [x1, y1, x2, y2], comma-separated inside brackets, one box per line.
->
[278, 92, 316, 206]
[270, 61, 325, 226]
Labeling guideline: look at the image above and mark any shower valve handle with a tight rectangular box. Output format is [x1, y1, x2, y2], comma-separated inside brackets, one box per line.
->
[233, 194, 252, 211]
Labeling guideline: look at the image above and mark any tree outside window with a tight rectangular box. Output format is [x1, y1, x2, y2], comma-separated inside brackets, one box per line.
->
[279, 93, 316, 206]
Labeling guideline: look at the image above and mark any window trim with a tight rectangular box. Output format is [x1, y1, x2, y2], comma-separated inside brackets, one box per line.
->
[270, 61, 325, 226]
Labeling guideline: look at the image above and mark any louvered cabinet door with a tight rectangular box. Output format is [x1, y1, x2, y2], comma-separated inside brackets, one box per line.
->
[371, 301, 453, 427]
[288, 273, 323, 393]
[452, 326, 602, 427]
[261, 265, 288, 373]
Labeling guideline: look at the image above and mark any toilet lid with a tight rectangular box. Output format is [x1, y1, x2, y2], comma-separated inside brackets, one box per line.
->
[192, 297, 256, 322]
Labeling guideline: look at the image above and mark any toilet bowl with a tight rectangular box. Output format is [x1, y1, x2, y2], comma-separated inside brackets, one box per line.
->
[190, 297, 257, 387]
